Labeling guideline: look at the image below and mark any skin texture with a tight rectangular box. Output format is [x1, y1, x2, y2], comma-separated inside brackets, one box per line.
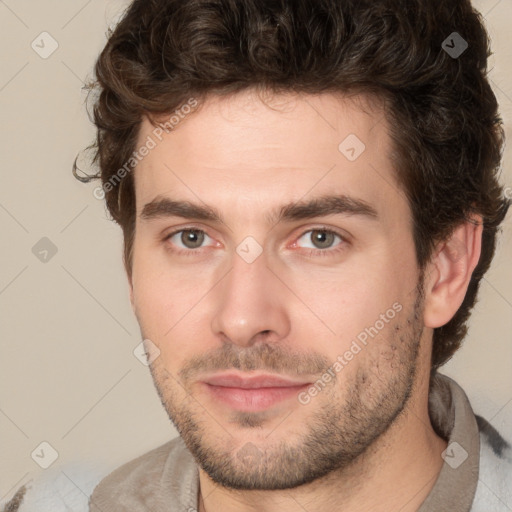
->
[128, 89, 482, 512]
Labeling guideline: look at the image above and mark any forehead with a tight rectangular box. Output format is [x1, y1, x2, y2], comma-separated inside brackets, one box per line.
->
[139, 89, 388, 165]
[133, 90, 406, 226]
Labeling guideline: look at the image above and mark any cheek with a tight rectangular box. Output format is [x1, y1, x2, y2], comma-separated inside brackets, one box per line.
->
[132, 243, 193, 320]
[132, 261, 215, 370]
[285, 254, 410, 359]
[132, 269, 177, 341]
[293, 259, 397, 317]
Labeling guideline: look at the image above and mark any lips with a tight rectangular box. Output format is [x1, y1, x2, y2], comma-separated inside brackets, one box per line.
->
[200, 372, 312, 412]
[203, 373, 311, 389]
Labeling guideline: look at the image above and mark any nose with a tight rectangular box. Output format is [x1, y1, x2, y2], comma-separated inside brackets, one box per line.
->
[210, 246, 291, 348]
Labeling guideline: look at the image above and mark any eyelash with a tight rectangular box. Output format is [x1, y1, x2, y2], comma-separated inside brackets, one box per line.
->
[162, 226, 348, 258]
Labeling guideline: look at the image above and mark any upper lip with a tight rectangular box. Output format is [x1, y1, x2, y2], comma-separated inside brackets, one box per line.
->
[202, 372, 311, 389]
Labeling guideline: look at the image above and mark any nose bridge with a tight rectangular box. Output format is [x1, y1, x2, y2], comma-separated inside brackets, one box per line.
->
[210, 247, 290, 346]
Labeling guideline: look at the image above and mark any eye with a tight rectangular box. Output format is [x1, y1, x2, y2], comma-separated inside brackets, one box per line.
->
[294, 228, 346, 255]
[164, 229, 213, 251]
[162, 226, 347, 258]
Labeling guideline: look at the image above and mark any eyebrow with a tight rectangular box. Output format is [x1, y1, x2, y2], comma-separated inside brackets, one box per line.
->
[140, 194, 379, 226]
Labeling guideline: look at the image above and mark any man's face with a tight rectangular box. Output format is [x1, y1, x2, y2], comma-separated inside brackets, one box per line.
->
[130, 90, 427, 489]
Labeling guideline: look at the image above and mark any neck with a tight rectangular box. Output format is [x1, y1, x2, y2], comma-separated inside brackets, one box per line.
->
[197, 386, 447, 512]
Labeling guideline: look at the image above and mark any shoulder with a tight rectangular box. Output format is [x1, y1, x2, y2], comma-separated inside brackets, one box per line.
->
[89, 436, 198, 512]
[0, 461, 106, 512]
[92, 437, 182, 492]
[471, 414, 512, 511]
[0, 438, 194, 512]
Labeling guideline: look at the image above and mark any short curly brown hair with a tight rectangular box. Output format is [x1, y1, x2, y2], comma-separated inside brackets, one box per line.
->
[74, 0, 510, 371]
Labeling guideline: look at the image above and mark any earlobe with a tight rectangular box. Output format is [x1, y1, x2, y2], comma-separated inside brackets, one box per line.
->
[423, 215, 483, 328]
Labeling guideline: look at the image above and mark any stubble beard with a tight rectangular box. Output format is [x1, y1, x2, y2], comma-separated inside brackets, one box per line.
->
[146, 280, 425, 490]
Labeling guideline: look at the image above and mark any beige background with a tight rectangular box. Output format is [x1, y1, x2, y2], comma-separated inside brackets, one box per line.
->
[0, 0, 511, 503]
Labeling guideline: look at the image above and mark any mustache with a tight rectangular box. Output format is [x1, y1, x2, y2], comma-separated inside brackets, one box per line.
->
[177, 342, 331, 382]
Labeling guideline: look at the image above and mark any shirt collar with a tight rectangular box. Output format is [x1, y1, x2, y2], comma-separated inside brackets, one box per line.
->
[417, 372, 480, 512]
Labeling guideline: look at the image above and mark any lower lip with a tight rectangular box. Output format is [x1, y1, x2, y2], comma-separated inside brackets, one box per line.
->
[202, 383, 310, 412]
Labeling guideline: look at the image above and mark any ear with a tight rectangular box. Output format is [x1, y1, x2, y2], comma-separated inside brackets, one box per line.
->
[423, 215, 483, 328]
